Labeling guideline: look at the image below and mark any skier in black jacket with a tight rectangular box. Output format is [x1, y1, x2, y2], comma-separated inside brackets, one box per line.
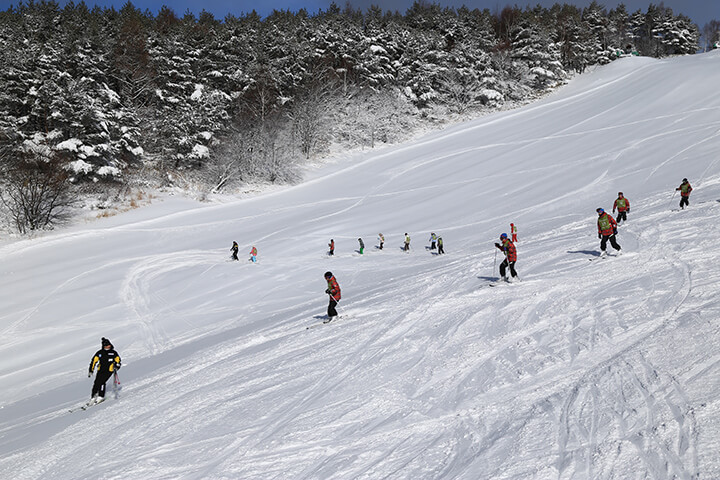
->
[88, 337, 122, 404]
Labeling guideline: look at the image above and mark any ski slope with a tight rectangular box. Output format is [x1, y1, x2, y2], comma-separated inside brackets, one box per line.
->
[1, 52, 720, 479]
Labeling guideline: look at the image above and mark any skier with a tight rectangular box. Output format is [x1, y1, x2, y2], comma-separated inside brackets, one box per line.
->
[596, 208, 621, 256]
[403, 233, 411, 252]
[613, 192, 630, 223]
[378, 233, 385, 250]
[676, 178, 693, 209]
[249, 246, 257, 263]
[494, 233, 518, 282]
[231, 241, 239, 261]
[357, 238, 364, 254]
[428, 232, 437, 250]
[88, 337, 121, 405]
[437, 236, 445, 254]
[510, 223, 518, 242]
[328, 239, 335, 256]
[324, 271, 341, 322]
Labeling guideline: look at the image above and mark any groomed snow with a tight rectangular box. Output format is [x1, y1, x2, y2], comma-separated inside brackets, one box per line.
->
[1, 52, 720, 479]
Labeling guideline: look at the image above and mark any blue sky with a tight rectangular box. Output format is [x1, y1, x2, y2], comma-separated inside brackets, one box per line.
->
[1, 0, 717, 25]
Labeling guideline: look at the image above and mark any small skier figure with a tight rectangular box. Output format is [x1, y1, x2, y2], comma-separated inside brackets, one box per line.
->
[403, 233, 411, 252]
[510, 223, 518, 242]
[676, 178, 692, 209]
[596, 208, 621, 256]
[88, 337, 121, 405]
[328, 239, 335, 256]
[231, 241, 239, 261]
[378, 233, 385, 250]
[613, 192, 630, 223]
[324, 271, 341, 322]
[249, 246, 257, 263]
[437, 236, 445, 254]
[358, 238, 364, 254]
[428, 232, 437, 250]
[494, 233, 518, 282]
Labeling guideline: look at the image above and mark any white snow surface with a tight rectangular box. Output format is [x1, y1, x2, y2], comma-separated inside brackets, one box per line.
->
[2, 53, 720, 479]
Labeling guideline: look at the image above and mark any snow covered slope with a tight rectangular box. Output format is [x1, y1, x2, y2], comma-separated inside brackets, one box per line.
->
[1, 52, 720, 479]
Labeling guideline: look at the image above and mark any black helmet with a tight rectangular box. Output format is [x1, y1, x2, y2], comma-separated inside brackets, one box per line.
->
[682, 178, 688, 182]
[101, 337, 111, 348]
[324, 271, 333, 278]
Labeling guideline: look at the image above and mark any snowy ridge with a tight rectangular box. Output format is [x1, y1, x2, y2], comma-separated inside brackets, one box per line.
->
[1, 52, 720, 479]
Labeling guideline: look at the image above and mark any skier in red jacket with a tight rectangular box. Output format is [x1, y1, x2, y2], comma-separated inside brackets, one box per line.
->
[676, 178, 692, 209]
[597, 208, 621, 256]
[612, 192, 630, 223]
[494, 233, 518, 282]
[324, 271, 341, 322]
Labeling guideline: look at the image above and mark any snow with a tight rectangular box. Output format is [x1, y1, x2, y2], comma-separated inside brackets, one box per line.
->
[191, 83, 203, 101]
[190, 144, 210, 159]
[2, 52, 720, 479]
[56, 138, 83, 152]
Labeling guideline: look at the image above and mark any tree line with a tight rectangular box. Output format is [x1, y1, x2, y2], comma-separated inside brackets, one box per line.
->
[0, 0, 709, 233]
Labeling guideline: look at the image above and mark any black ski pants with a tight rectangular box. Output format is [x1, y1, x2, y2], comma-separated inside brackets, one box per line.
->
[680, 196, 689, 209]
[615, 211, 627, 223]
[500, 259, 517, 278]
[92, 370, 113, 398]
[438, 244, 444, 254]
[327, 298, 338, 318]
[600, 234, 621, 252]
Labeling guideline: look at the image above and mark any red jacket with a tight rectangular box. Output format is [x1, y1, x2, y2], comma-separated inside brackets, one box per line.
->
[613, 196, 629, 212]
[496, 238, 517, 262]
[597, 212, 617, 236]
[677, 181, 692, 197]
[326, 276, 341, 301]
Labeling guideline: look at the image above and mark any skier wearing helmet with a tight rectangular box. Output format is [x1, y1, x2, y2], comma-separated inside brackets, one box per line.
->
[676, 178, 692, 209]
[88, 337, 121, 405]
[596, 208, 621, 256]
[324, 271, 341, 322]
[612, 192, 630, 223]
[494, 233, 518, 282]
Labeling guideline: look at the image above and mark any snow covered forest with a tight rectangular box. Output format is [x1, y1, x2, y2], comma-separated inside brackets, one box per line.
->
[0, 0, 705, 233]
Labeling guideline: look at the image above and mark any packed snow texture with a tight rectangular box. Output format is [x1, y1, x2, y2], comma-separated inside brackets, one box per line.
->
[1, 52, 720, 479]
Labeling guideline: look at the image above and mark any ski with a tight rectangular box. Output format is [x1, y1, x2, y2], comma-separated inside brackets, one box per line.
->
[306, 315, 346, 329]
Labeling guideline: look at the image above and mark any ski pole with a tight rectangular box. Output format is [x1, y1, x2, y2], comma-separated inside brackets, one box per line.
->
[493, 248, 498, 276]
[668, 190, 677, 210]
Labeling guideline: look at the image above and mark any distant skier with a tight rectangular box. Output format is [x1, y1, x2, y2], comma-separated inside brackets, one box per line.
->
[428, 232, 437, 250]
[510, 223, 518, 243]
[324, 271, 341, 322]
[437, 236, 445, 254]
[249, 246, 257, 263]
[378, 233, 385, 250]
[403, 233, 411, 252]
[88, 337, 121, 405]
[328, 239, 335, 256]
[676, 178, 693, 209]
[494, 233, 518, 282]
[231, 241, 239, 261]
[596, 208, 621, 256]
[358, 238, 364, 254]
[613, 192, 630, 223]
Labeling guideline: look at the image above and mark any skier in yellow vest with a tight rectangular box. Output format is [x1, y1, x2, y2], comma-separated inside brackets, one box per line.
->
[612, 192, 630, 223]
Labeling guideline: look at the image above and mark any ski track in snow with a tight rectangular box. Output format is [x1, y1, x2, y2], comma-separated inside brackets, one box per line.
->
[2, 53, 720, 479]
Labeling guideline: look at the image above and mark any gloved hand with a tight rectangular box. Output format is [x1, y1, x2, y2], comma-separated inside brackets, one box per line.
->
[88, 372, 92, 378]
[613, 228, 617, 235]
[627, 209, 630, 213]
[494, 243, 500, 248]
[598, 233, 602, 239]
[325, 289, 330, 294]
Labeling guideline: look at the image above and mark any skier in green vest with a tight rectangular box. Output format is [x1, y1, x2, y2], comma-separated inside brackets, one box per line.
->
[612, 192, 630, 223]
[596, 208, 621, 256]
